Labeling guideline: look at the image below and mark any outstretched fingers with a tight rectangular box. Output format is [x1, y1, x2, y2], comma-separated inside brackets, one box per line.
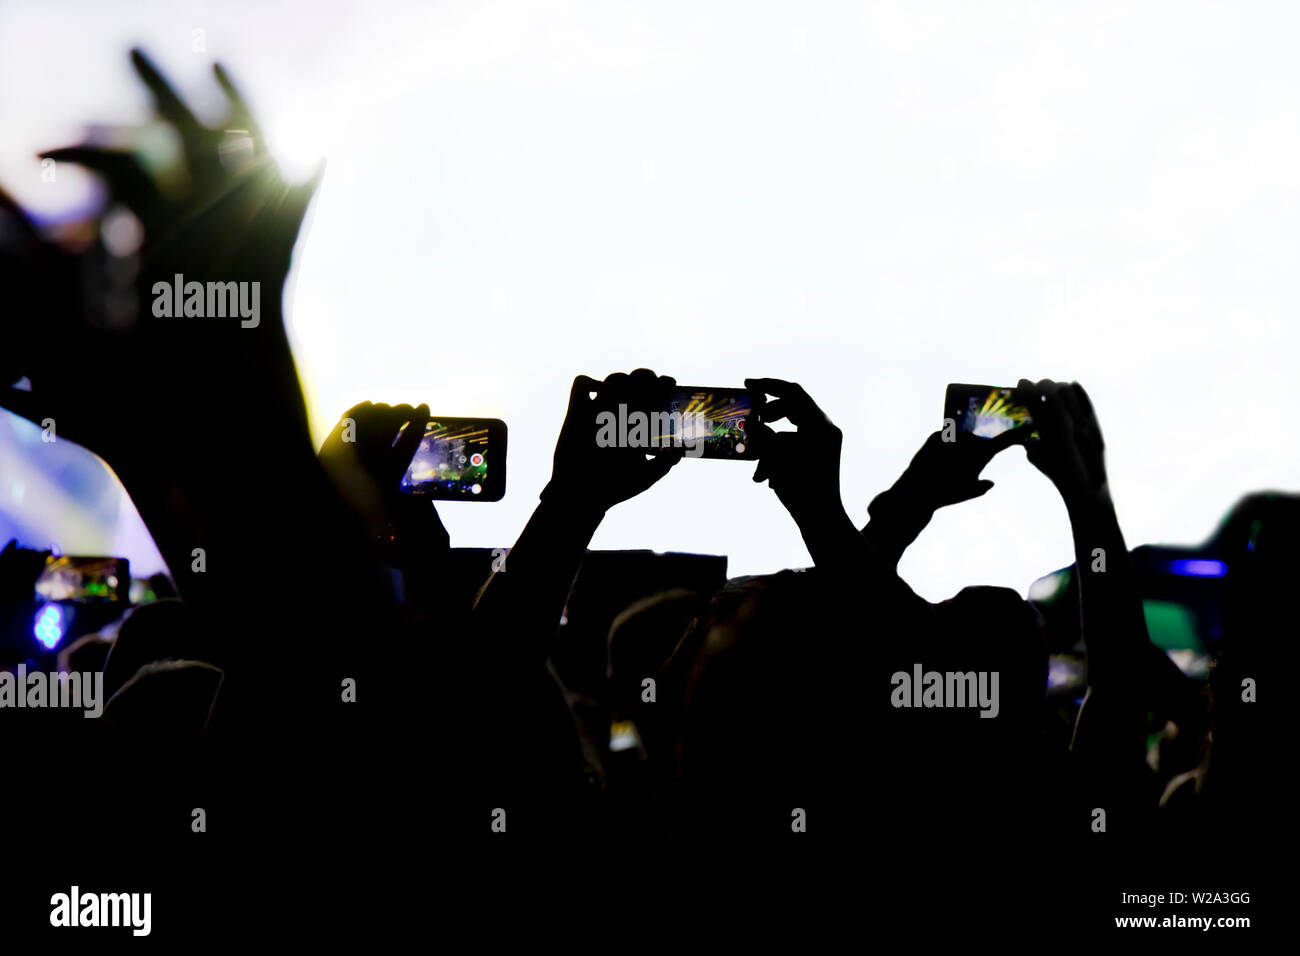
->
[38, 147, 158, 216]
[131, 48, 204, 140]
[213, 62, 268, 155]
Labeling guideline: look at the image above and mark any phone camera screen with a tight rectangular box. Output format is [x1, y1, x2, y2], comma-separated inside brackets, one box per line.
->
[667, 389, 759, 459]
[401, 421, 490, 496]
[957, 387, 1033, 439]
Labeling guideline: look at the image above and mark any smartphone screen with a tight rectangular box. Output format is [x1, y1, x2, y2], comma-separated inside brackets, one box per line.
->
[665, 386, 764, 460]
[945, 384, 1034, 439]
[399, 417, 507, 500]
[34, 555, 129, 602]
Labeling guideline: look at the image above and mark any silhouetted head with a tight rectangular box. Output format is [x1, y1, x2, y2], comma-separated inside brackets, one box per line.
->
[607, 587, 707, 711]
[103, 658, 224, 741]
[102, 599, 193, 701]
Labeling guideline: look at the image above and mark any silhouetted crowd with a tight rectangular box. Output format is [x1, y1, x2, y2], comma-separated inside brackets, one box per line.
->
[1, 50, 1284, 936]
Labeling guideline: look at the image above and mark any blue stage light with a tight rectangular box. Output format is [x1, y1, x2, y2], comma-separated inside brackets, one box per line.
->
[33, 603, 65, 650]
[1169, 559, 1227, 578]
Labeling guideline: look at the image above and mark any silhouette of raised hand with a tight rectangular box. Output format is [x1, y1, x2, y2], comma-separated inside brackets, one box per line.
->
[1014, 379, 1152, 801]
[899, 425, 1027, 509]
[319, 401, 450, 556]
[862, 426, 1026, 566]
[1017, 378, 1109, 507]
[0, 48, 334, 611]
[746, 377, 846, 528]
[3, 48, 322, 475]
[475, 369, 683, 672]
[543, 369, 681, 514]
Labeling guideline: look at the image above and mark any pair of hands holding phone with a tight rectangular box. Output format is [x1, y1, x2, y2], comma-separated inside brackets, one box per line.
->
[540, 370, 842, 524]
[747, 376, 1115, 560]
[891, 378, 1112, 517]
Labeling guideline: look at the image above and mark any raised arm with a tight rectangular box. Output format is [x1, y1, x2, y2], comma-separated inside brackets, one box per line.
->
[863, 426, 1027, 567]
[1018, 379, 1151, 791]
[471, 369, 681, 668]
[745, 377, 929, 615]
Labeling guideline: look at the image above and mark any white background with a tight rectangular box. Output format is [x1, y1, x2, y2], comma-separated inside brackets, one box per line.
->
[2, 1, 1297, 598]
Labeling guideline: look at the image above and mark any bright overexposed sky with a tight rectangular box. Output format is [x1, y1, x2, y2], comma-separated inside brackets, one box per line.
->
[2, 1, 1298, 599]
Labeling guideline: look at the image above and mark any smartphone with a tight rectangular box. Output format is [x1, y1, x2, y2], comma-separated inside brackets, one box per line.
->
[34, 555, 129, 602]
[664, 386, 764, 460]
[399, 417, 507, 500]
[945, 384, 1034, 439]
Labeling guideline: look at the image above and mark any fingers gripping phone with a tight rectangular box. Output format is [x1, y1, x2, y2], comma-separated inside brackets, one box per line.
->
[399, 417, 507, 500]
[945, 384, 1035, 439]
